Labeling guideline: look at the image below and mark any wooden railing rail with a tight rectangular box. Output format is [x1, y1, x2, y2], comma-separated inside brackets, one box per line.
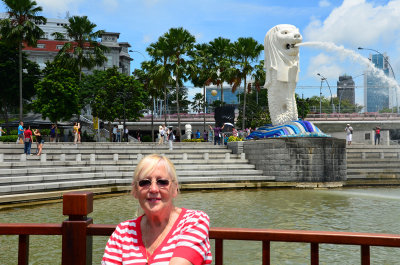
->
[1, 191, 400, 265]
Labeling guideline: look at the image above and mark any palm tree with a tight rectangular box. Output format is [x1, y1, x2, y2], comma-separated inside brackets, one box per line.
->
[147, 36, 172, 126]
[53, 16, 108, 81]
[0, 0, 46, 120]
[188, 43, 213, 132]
[208, 37, 232, 104]
[163, 27, 196, 133]
[231, 37, 263, 130]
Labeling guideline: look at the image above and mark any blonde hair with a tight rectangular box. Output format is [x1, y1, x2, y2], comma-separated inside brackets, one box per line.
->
[132, 154, 178, 189]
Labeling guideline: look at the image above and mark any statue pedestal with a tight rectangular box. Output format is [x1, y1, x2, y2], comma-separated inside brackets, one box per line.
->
[228, 137, 346, 182]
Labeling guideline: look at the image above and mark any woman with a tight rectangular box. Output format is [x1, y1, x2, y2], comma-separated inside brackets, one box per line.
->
[167, 127, 174, 150]
[33, 129, 44, 156]
[158, 125, 164, 145]
[102, 154, 212, 265]
[73, 122, 79, 144]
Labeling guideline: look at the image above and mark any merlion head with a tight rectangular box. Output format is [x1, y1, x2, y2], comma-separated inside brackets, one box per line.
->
[264, 24, 302, 87]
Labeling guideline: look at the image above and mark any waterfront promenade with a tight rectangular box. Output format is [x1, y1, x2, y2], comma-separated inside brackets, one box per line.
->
[0, 141, 400, 204]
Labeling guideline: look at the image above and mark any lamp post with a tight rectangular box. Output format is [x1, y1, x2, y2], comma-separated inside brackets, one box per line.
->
[358, 47, 398, 113]
[317, 73, 335, 113]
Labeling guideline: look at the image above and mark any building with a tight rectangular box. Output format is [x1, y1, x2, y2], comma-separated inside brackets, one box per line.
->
[337, 75, 355, 107]
[206, 86, 243, 107]
[363, 53, 394, 112]
[1, 14, 132, 75]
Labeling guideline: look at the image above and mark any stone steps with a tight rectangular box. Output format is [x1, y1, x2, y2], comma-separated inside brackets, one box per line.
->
[0, 142, 273, 196]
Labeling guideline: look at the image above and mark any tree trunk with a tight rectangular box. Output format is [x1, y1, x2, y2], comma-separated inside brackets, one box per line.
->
[242, 76, 247, 130]
[108, 122, 112, 142]
[176, 76, 181, 133]
[164, 86, 167, 126]
[151, 95, 154, 142]
[203, 84, 206, 133]
[19, 42, 23, 121]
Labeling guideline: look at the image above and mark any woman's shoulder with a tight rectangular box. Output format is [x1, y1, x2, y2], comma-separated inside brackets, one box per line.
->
[115, 216, 142, 232]
[180, 208, 210, 222]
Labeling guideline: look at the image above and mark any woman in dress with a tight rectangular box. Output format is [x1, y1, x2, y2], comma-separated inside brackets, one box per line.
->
[33, 129, 44, 156]
[102, 154, 212, 265]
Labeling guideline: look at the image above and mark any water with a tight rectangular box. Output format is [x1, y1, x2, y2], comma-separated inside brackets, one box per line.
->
[1, 188, 400, 264]
[297, 41, 399, 96]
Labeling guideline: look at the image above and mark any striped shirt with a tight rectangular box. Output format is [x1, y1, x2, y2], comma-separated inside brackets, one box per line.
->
[102, 208, 212, 265]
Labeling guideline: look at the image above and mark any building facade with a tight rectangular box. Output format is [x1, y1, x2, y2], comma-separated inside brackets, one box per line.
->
[363, 53, 393, 112]
[1, 14, 132, 75]
[337, 75, 355, 106]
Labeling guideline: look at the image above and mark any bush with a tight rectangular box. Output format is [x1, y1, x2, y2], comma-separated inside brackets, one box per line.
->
[228, 136, 243, 142]
[182, 139, 205, 142]
[0, 135, 18, 142]
[142, 135, 152, 142]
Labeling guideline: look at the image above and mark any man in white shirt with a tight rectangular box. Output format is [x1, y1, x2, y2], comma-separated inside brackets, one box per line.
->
[344, 124, 353, 145]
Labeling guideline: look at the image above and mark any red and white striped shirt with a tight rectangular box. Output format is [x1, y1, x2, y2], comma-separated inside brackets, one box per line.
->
[102, 208, 212, 265]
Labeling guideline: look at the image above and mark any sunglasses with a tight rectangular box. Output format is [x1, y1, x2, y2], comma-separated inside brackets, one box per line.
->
[138, 179, 170, 188]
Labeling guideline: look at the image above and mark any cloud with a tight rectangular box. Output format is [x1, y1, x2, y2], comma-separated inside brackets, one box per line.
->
[304, 0, 400, 47]
[319, 0, 331, 7]
[36, 0, 82, 17]
[307, 53, 344, 80]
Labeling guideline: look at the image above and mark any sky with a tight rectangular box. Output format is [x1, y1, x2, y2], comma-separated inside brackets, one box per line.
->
[2, 0, 400, 106]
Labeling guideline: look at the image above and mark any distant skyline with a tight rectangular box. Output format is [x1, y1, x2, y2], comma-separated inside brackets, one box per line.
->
[1, 0, 400, 106]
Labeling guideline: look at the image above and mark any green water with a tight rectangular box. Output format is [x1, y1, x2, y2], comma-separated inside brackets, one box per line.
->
[1, 188, 400, 264]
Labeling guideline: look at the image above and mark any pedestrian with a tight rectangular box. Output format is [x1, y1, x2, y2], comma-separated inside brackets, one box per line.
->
[17, 121, 24, 144]
[116, 127, 121, 142]
[196, 129, 201, 139]
[50, 124, 57, 142]
[158, 125, 164, 145]
[78, 123, 82, 143]
[374, 126, 381, 145]
[124, 127, 129, 142]
[175, 130, 181, 142]
[112, 125, 117, 142]
[209, 124, 225, 145]
[33, 129, 44, 156]
[136, 129, 142, 142]
[23, 125, 33, 155]
[344, 124, 353, 146]
[73, 122, 79, 145]
[167, 127, 174, 150]
[203, 130, 208, 142]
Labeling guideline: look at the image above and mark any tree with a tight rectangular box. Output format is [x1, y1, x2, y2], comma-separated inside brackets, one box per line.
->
[208, 37, 232, 104]
[0, 0, 46, 120]
[53, 16, 108, 81]
[191, 93, 207, 114]
[231, 37, 263, 129]
[147, 36, 172, 126]
[0, 41, 41, 132]
[164, 27, 196, 133]
[188, 43, 213, 131]
[133, 60, 164, 141]
[83, 67, 147, 141]
[237, 88, 270, 129]
[33, 64, 80, 125]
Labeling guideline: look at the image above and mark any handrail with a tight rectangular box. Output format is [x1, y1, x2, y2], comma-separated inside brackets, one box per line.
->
[2, 191, 400, 265]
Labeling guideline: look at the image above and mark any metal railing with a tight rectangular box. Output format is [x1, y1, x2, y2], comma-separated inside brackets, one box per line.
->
[1, 191, 400, 265]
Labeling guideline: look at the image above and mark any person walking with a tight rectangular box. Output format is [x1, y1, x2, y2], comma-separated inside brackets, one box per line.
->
[124, 127, 129, 142]
[17, 121, 24, 144]
[33, 129, 44, 156]
[167, 127, 174, 150]
[374, 126, 381, 145]
[112, 125, 117, 142]
[158, 125, 165, 145]
[23, 125, 33, 155]
[50, 124, 57, 142]
[345, 124, 353, 146]
[209, 124, 224, 145]
[116, 127, 121, 142]
[73, 122, 79, 145]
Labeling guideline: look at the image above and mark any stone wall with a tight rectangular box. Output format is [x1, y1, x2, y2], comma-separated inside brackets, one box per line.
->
[228, 137, 347, 182]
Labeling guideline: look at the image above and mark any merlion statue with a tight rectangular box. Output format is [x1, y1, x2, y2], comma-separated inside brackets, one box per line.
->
[185, 124, 192, 139]
[264, 24, 302, 126]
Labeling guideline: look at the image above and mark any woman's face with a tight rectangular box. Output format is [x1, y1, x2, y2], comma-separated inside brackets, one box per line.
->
[133, 162, 177, 216]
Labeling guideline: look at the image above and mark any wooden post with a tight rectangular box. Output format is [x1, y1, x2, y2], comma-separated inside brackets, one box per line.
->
[62, 191, 94, 265]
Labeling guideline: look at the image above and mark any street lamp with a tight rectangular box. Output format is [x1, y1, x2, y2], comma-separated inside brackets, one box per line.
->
[317, 73, 335, 113]
[358, 47, 398, 112]
[128, 50, 147, 60]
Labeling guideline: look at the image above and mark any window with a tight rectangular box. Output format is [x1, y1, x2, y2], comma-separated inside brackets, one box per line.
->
[56, 45, 64, 50]
[37, 44, 45, 49]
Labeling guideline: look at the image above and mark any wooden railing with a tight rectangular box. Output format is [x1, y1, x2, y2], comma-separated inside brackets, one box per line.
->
[1, 191, 400, 265]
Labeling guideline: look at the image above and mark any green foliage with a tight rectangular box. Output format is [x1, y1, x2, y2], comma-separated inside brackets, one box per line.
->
[0, 135, 18, 142]
[296, 94, 311, 119]
[82, 67, 147, 126]
[33, 67, 80, 123]
[191, 93, 207, 113]
[227, 136, 243, 142]
[142, 135, 152, 142]
[182, 138, 205, 142]
[237, 89, 271, 129]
